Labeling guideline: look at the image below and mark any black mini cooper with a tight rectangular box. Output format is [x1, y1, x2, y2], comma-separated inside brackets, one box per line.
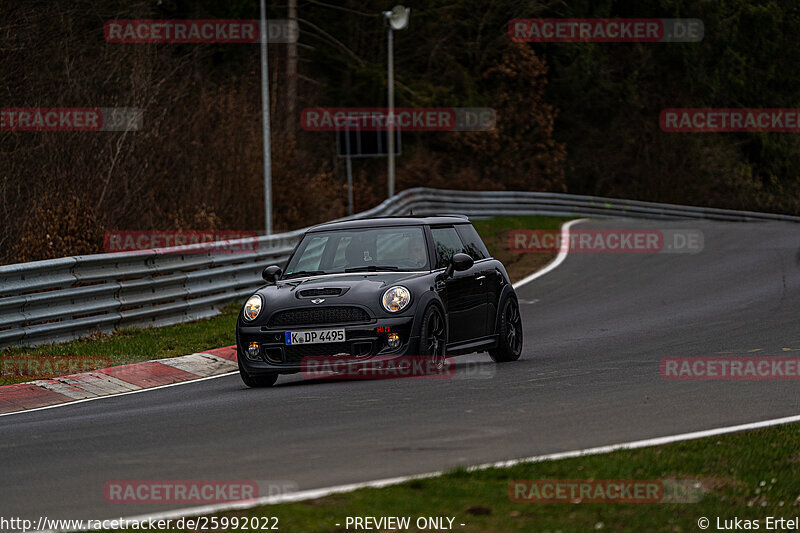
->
[236, 215, 523, 387]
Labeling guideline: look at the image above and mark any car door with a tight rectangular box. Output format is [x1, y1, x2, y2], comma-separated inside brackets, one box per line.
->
[430, 225, 488, 343]
[456, 223, 499, 330]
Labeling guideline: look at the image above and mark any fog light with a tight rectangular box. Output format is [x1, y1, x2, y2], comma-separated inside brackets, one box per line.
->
[387, 332, 401, 349]
[247, 341, 261, 359]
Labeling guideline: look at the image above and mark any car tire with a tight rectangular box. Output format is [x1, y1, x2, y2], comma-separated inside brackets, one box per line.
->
[238, 355, 278, 388]
[418, 304, 448, 370]
[489, 297, 523, 362]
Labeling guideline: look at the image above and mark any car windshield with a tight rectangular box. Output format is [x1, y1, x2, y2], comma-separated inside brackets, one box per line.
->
[283, 226, 429, 278]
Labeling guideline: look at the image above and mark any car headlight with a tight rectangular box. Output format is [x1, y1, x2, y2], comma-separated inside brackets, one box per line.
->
[382, 286, 411, 313]
[243, 294, 263, 321]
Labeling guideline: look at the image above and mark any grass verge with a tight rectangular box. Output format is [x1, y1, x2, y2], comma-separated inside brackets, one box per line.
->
[140, 424, 800, 533]
[472, 215, 572, 283]
[0, 303, 241, 385]
[0, 215, 570, 385]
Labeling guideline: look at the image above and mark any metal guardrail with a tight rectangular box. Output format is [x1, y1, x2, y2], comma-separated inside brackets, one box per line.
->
[1, 188, 798, 348]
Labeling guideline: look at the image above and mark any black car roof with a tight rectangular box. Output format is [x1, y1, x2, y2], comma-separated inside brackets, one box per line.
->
[307, 215, 470, 232]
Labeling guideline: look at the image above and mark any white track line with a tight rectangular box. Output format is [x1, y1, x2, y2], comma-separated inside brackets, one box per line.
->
[0, 371, 238, 419]
[513, 218, 588, 289]
[32, 216, 800, 529]
[63, 413, 800, 531]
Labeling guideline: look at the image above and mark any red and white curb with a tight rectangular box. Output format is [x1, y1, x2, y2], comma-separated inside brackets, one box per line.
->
[0, 346, 237, 415]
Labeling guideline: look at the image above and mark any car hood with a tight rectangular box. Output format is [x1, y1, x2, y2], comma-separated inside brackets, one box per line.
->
[246, 271, 430, 325]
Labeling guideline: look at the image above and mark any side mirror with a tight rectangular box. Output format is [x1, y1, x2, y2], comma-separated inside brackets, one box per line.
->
[444, 253, 474, 278]
[262, 265, 282, 284]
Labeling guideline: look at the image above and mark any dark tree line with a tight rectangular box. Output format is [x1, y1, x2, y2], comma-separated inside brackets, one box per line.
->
[1, 0, 797, 264]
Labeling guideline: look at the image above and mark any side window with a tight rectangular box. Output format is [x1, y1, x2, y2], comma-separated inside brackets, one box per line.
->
[456, 224, 489, 260]
[431, 226, 466, 269]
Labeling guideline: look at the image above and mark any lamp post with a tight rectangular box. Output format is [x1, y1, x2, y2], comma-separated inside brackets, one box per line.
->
[259, 0, 273, 235]
[383, 5, 410, 199]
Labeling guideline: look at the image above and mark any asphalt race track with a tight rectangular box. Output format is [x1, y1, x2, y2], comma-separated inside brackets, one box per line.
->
[1, 219, 799, 522]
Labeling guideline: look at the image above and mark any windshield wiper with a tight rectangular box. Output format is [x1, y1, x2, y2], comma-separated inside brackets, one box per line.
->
[282, 270, 326, 279]
[344, 265, 400, 272]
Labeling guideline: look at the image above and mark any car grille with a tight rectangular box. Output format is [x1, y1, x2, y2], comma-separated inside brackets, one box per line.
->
[267, 306, 371, 327]
[284, 341, 373, 363]
[284, 342, 349, 363]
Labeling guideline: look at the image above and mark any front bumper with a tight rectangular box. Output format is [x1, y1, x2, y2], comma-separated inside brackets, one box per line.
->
[237, 315, 420, 375]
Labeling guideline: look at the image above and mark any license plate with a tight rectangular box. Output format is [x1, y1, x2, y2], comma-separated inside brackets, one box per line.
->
[285, 329, 345, 345]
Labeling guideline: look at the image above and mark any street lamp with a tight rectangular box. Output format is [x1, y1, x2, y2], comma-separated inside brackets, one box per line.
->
[259, 0, 273, 235]
[383, 5, 410, 199]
